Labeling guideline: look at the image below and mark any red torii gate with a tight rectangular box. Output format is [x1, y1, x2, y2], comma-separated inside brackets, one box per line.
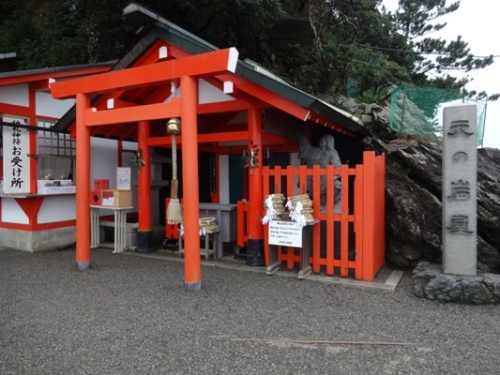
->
[50, 48, 239, 292]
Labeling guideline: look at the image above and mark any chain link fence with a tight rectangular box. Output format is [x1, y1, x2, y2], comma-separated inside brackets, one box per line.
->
[389, 83, 486, 146]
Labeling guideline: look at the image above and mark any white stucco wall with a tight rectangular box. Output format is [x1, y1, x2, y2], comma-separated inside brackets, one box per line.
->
[120, 142, 138, 211]
[37, 195, 76, 223]
[89, 138, 139, 216]
[198, 79, 234, 104]
[0, 83, 29, 106]
[91, 137, 120, 189]
[1, 198, 29, 224]
[36, 92, 75, 118]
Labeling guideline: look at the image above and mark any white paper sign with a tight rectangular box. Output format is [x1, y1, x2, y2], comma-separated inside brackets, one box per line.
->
[116, 167, 131, 190]
[2, 117, 31, 194]
[269, 220, 303, 248]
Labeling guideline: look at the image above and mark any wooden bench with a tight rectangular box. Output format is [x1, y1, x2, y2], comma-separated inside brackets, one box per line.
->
[178, 230, 219, 260]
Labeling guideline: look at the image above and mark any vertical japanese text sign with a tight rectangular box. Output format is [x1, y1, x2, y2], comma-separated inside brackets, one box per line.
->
[2, 118, 31, 194]
[442, 105, 477, 276]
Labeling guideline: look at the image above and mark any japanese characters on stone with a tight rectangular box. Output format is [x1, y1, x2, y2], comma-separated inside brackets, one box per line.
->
[446, 119, 474, 235]
[442, 105, 477, 276]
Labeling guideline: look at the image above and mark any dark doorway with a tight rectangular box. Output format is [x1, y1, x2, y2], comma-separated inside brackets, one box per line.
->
[229, 154, 245, 203]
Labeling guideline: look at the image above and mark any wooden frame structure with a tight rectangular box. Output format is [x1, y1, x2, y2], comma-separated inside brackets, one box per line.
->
[244, 152, 386, 281]
[47, 3, 375, 291]
[0, 62, 114, 251]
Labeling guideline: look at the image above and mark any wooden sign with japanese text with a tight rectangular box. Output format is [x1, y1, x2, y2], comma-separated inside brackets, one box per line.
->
[2, 116, 31, 194]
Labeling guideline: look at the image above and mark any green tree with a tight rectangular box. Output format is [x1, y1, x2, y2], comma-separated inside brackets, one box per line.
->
[1, 0, 134, 69]
[271, 0, 410, 98]
[0, 1, 36, 55]
[137, 0, 286, 64]
[388, 0, 493, 87]
[1, 0, 494, 104]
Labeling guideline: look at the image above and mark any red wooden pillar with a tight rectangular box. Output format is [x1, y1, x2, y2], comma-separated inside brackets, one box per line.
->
[136, 120, 154, 252]
[362, 151, 376, 281]
[75, 93, 91, 270]
[181, 75, 201, 292]
[246, 106, 264, 266]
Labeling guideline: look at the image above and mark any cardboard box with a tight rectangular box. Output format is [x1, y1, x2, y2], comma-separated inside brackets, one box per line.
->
[101, 189, 132, 207]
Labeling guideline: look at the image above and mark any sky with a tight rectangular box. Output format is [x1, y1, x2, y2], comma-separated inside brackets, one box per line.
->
[382, 0, 500, 149]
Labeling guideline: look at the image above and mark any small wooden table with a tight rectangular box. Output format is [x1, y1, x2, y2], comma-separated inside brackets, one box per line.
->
[90, 205, 133, 253]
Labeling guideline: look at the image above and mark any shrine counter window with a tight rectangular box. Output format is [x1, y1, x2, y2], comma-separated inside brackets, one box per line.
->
[37, 119, 75, 181]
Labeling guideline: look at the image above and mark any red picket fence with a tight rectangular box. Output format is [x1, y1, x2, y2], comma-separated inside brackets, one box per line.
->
[238, 151, 385, 281]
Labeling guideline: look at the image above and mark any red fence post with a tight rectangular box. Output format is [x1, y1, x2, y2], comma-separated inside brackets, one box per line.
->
[362, 151, 376, 281]
[326, 165, 335, 275]
[339, 164, 350, 277]
[375, 153, 386, 273]
[257, 152, 384, 281]
[354, 164, 364, 280]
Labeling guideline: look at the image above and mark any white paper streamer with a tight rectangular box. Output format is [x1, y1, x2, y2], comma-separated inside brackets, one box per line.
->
[287, 199, 307, 228]
[262, 194, 276, 224]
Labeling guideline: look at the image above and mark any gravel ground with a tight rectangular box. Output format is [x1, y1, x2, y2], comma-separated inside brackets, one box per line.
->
[1, 247, 499, 375]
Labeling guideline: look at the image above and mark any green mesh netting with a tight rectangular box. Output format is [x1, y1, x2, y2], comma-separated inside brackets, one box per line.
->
[389, 83, 486, 146]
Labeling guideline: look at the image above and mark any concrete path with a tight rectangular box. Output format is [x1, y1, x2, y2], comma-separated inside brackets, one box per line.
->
[1, 247, 498, 374]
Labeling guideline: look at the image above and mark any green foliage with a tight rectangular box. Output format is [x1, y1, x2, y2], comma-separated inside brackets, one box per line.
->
[0, 3, 36, 55]
[138, 0, 286, 65]
[389, 0, 493, 88]
[271, 0, 412, 99]
[0, 0, 495, 104]
[392, 0, 460, 39]
[1, 0, 134, 68]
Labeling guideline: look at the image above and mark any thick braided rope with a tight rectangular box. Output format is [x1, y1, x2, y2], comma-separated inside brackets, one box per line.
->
[171, 134, 177, 180]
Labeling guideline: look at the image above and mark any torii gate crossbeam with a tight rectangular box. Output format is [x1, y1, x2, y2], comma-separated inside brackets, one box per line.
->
[50, 48, 239, 293]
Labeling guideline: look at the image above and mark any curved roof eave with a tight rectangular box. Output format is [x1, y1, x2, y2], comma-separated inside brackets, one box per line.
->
[53, 3, 367, 137]
[0, 61, 116, 81]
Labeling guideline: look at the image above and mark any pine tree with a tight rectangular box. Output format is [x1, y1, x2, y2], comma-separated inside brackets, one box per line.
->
[389, 0, 493, 88]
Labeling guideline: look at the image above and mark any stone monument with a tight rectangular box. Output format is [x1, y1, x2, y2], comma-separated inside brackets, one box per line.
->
[442, 104, 477, 276]
[411, 104, 500, 304]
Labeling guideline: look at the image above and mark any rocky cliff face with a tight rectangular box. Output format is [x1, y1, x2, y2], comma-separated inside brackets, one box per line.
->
[334, 98, 500, 273]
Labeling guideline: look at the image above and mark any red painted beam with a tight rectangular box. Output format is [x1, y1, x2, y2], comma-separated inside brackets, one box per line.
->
[50, 48, 239, 99]
[262, 132, 297, 145]
[0, 65, 111, 87]
[85, 99, 182, 126]
[236, 80, 311, 122]
[97, 98, 250, 119]
[146, 131, 249, 146]
[308, 113, 357, 137]
[0, 103, 32, 117]
[197, 100, 250, 114]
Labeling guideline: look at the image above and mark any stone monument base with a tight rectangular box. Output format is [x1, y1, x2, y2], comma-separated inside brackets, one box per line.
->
[412, 262, 500, 304]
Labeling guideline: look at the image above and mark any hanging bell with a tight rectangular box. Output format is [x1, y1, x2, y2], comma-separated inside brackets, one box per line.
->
[167, 118, 181, 135]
